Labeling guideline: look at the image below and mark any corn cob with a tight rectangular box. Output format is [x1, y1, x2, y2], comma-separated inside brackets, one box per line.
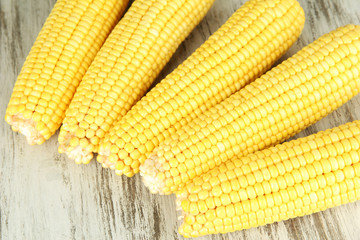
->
[58, 0, 215, 164]
[97, 0, 306, 176]
[141, 24, 360, 194]
[5, 0, 129, 145]
[177, 120, 360, 237]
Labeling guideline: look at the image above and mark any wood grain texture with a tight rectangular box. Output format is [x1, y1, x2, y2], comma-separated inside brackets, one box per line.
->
[1, 0, 360, 239]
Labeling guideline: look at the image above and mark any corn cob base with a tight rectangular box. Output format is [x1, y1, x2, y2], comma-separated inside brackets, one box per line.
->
[6, 115, 44, 145]
[141, 154, 167, 193]
[58, 132, 94, 163]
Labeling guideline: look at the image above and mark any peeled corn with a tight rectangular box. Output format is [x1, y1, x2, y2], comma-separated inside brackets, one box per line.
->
[5, 0, 129, 144]
[58, 0, 215, 163]
[97, 0, 305, 176]
[141, 25, 360, 194]
[177, 120, 360, 237]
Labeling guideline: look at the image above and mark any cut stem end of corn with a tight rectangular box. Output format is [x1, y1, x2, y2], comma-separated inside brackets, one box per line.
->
[97, 152, 116, 170]
[58, 134, 93, 164]
[66, 146, 93, 165]
[140, 155, 166, 194]
[6, 114, 45, 145]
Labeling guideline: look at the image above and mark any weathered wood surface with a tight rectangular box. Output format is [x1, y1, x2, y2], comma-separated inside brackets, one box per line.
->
[1, 0, 360, 239]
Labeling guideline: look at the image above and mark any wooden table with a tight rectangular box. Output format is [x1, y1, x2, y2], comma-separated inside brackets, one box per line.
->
[1, 0, 360, 239]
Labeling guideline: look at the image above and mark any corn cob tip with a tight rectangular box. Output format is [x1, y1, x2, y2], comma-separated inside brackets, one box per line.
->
[6, 113, 45, 145]
[140, 154, 166, 194]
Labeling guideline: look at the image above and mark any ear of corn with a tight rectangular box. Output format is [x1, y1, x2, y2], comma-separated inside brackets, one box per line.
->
[97, 0, 306, 177]
[5, 0, 129, 145]
[177, 120, 360, 238]
[141, 24, 360, 194]
[58, 0, 215, 164]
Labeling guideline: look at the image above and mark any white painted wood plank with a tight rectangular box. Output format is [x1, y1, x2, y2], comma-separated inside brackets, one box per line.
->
[1, 0, 360, 239]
